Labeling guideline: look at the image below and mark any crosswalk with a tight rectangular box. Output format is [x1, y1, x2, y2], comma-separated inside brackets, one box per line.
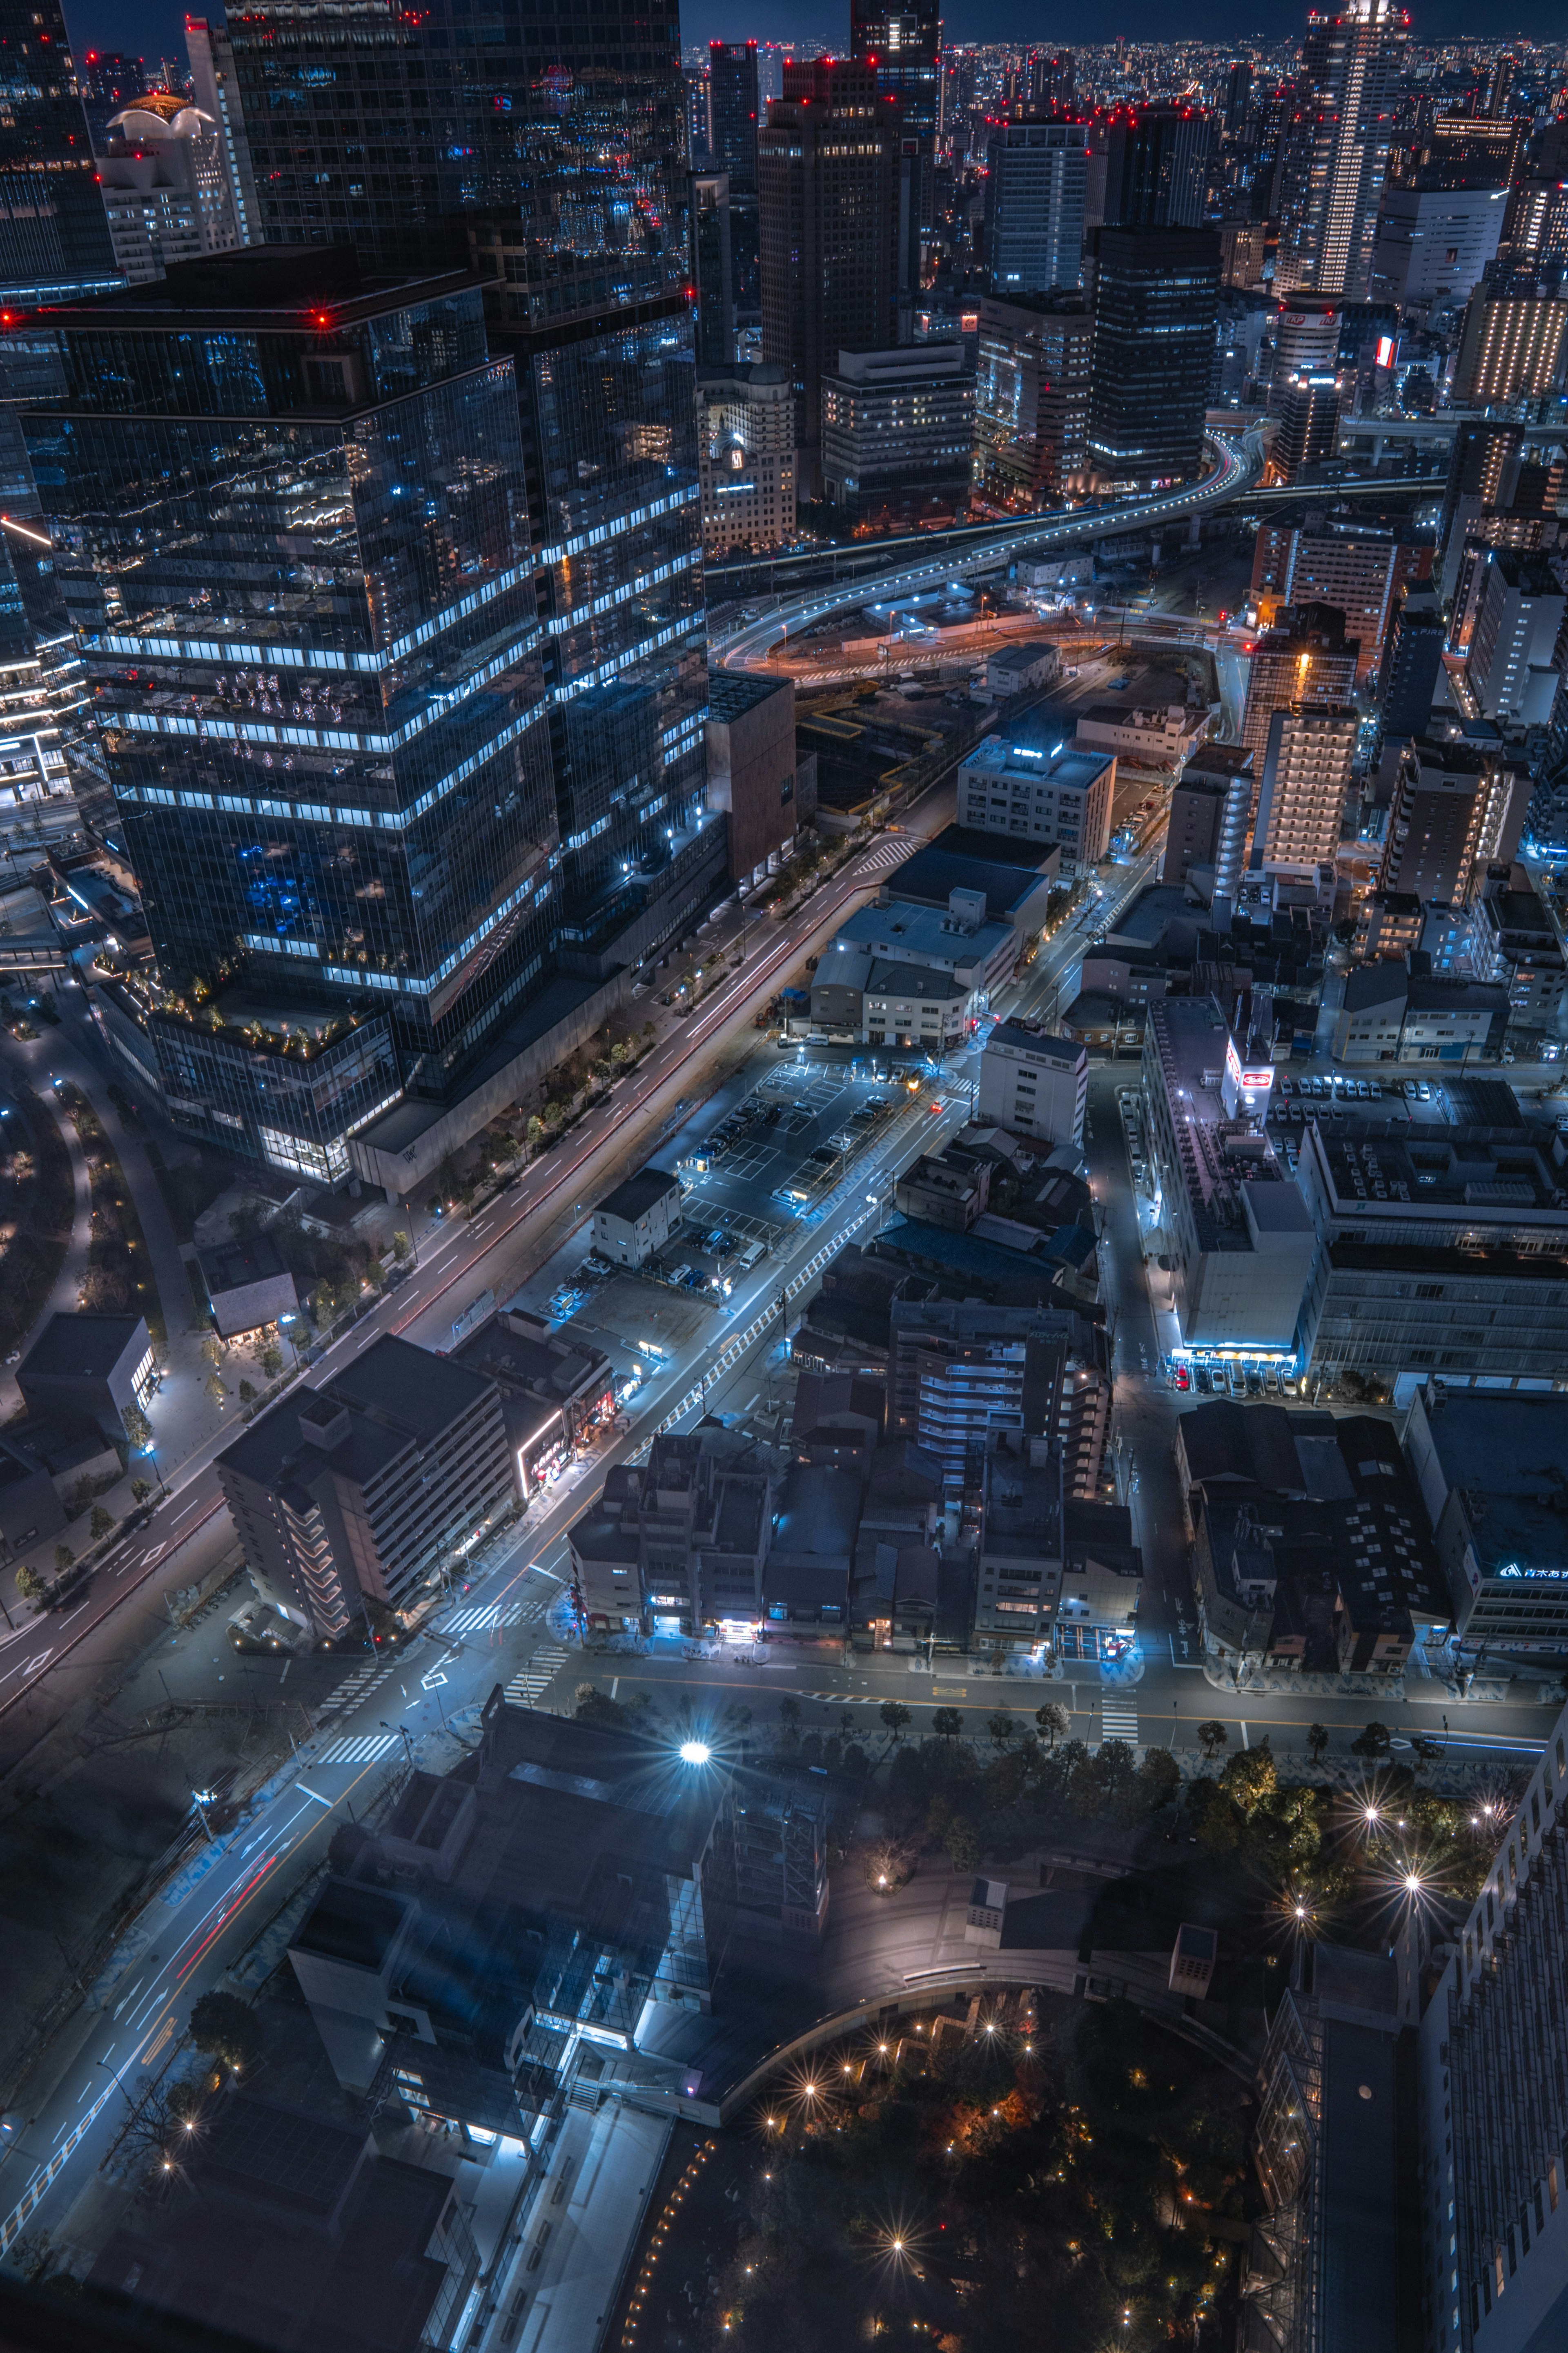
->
[504, 1644, 570, 1709]
[436, 1601, 527, 1636]
[858, 838, 912, 875]
[1100, 1698, 1139, 1746]
[320, 1731, 402, 1765]
[318, 1662, 396, 1720]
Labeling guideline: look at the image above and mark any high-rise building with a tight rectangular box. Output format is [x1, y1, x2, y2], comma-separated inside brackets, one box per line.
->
[183, 20, 261, 257]
[1250, 705, 1360, 878]
[1029, 53, 1076, 113]
[1414, 1702, 1568, 2353]
[708, 42, 761, 339]
[820, 343, 973, 522]
[25, 247, 561, 1163]
[984, 121, 1089, 295]
[97, 91, 244, 285]
[1276, 0, 1410, 300]
[1267, 291, 1341, 412]
[1439, 419, 1524, 598]
[77, 49, 145, 147]
[976, 1021, 1087, 1151]
[1101, 104, 1212, 231]
[850, 0, 940, 138]
[1452, 268, 1568, 405]
[1087, 227, 1221, 489]
[1222, 62, 1253, 136]
[1369, 181, 1508, 307]
[1379, 586, 1445, 741]
[0, 0, 116, 301]
[1270, 370, 1341, 485]
[696, 365, 797, 554]
[1241, 602, 1361, 758]
[1376, 736, 1526, 906]
[759, 60, 900, 497]
[1178, 742, 1255, 907]
[1464, 551, 1568, 728]
[690, 172, 735, 369]
[973, 293, 1093, 504]
[1250, 522, 1433, 682]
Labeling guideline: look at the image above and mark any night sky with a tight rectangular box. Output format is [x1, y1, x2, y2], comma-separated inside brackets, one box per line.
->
[58, 0, 1565, 91]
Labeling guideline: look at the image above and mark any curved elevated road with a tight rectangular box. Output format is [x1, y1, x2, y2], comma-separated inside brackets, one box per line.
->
[715, 426, 1265, 671]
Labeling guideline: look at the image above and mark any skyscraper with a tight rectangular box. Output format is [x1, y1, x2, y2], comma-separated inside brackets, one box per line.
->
[759, 60, 900, 496]
[1277, 0, 1410, 300]
[1270, 370, 1341, 485]
[850, 0, 940, 137]
[973, 294, 1093, 504]
[1378, 587, 1444, 741]
[1452, 266, 1568, 406]
[984, 122, 1089, 295]
[1101, 105, 1212, 231]
[223, 0, 717, 977]
[708, 42, 761, 341]
[184, 19, 262, 257]
[1086, 227, 1220, 489]
[24, 248, 559, 1165]
[0, 0, 116, 300]
[691, 172, 735, 370]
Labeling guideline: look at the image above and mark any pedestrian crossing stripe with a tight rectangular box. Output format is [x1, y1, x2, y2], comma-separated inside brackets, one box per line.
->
[504, 1646, 568, 1705]
[318, 1664, 395, 1716]
[320, 1732, 401, 1764]
[437, 1602, 524, 1634]
[1100, 1706, 1138, 1744]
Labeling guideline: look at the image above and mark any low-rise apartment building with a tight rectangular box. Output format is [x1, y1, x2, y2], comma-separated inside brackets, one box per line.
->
[956, 737, 1115, 874]
[1403, 1383, 1568, 1665]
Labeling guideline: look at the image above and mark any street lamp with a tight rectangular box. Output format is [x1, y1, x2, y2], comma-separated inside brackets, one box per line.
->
[380, 1718, 415, 1769]
[679, 1739, 711, 1765]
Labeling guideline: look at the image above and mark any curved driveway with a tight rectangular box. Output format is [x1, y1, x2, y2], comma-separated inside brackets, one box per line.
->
[715, 428, 1264, 673]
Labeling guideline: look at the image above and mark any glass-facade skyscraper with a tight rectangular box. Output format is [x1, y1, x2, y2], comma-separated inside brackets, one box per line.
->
[218, 0, 719, 970]
[22, 248, 563, 1170]
[0, 0, 117, 301]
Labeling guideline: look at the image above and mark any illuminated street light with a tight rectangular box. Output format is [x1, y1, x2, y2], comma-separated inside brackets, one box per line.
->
[679, 1740, 711, 1765]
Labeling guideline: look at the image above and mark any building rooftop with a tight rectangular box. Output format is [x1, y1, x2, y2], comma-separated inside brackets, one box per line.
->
[707, 670, 789, 723]
[196, 1230, 290, 1295]
[597, 1167, 681, 1225]
[41, 243, 474, 328]
[986, 1021, 1083, 1066]
[831, 897, 1015, 969]
[218, 1337, 494, 1494]
[1145, 997, 1308, 1251]
[962, 735, 1114, 795]
[18, 1312, 146, 1382]
[885, 824, 1060, 924]
[1305, 1125, 1568, 1222]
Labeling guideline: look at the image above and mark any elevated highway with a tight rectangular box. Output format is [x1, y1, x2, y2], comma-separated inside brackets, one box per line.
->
[713, 428, 1266, 670]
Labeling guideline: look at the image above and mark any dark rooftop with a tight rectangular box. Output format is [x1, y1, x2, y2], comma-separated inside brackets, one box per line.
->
[886, 824, 1057, 922]
[18, 1311, 146, 1383]
[196, 1230, 290, 1295]
[597, 1166, 681, 1225]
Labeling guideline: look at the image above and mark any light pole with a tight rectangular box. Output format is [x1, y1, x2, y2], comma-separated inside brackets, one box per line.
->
[380, 1718, 415, 1769]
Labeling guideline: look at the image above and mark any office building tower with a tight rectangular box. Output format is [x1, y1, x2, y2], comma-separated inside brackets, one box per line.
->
[218, 1337, 514, 1639]
[1501, 176, 1568, 274]
[1163, 773, 1227, 888]
[696, 364, 796, 553]
[1452, 270, 1568, 406]
[984, 121, 1089, 295]
[1270, 370, 1340, 486]
[1379, 587, 1445, 742]
[25, 247, 561, 1164]
[1250, 521, 1432, 683]
[1369, 181, 1508, 307]
[1087, 227, 1221, 489]
[977, 1022, 1087, 1150]
[1414, 1706, 1568, 2353]
[704, 671, 802, 889]
[1250, 705, 1359, 878]
[1029, 53, 1075, 114]
[1222, 62, 1253, 136]
[973, 293, 1093, 504]
[1465, 551, 1568, 728]
[226, 0, 715, 979]
[685, 66, 713, 169]
[1187, 744, 1256, 913]
[1219, 220, 1269, 288]
[1267, 291, 1341, 412]
[97, 91, 245, 285]
[708, 42, 761, 338]
[0, 0, 116, 300]
[1417, 109, 1526, 192]
[1276, 0, 1409, 300]
[956, 738, 1115, 872]
[77, 50, 145, 147]
[1101, 104, 1212, 231]
[820, 343, 973, 522]
[759, 60, 900, 497]
[1241, 602, 1361, 758]
[1377, 736, 1525, 907]
[690, 172, 735, 369]
[850, 0, 940, 137]
[184, 20, 261, 257]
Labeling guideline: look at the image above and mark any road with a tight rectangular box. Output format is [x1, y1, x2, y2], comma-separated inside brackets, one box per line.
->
[713, 430, 1262, 674]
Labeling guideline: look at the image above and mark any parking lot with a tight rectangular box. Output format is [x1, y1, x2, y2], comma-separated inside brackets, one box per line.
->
[677, 1054, 928, 1230]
